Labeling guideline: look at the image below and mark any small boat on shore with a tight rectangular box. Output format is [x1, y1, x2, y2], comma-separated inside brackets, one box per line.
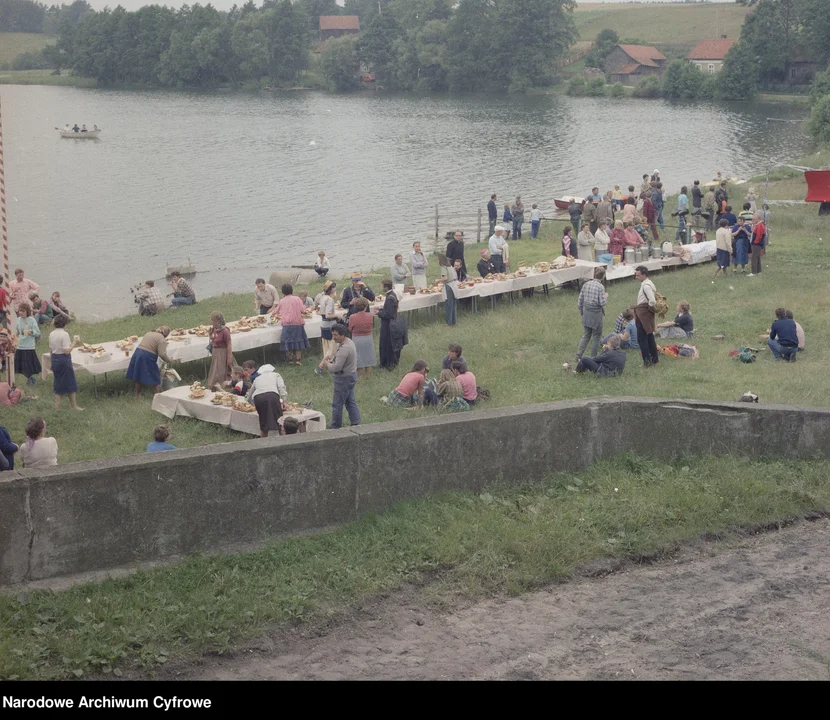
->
[554, 195, 583, 210]
[58, 129, 102, 139]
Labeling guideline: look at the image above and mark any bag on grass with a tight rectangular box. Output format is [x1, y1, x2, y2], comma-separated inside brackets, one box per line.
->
[476, 386, 490, 400]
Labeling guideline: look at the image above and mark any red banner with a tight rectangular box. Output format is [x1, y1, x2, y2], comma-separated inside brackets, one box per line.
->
[805, 170, 830, 203]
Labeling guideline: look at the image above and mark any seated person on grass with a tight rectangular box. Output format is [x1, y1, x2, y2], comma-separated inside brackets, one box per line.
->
[442, 343, 468, 373]
[766, 308, 799, 362]
[657, 301, 694, 339]
[147, 425, 177, 453]
[384, 360, 429, 408]
[282, 416, 300, 435]
[451, 361, 478, 406]
[228, 366, 250, 396]
[601, 309, 638, 350]
[575, 334, 626, 377]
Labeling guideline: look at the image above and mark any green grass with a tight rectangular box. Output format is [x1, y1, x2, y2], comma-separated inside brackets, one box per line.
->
[0, 68, 96, 87]
[7, 176, 828, 465]
[573, 2, 751, 44]
[1, 453, 827, 679]
[0, 32, 52, 66]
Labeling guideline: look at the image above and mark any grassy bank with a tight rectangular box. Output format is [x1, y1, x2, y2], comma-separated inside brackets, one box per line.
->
[573, 2, 751, 44]
[1, 453, 828, 679]
[0, 33, 52, 67]
[0, 68, 96, 87]
[4, 175, 828, 466]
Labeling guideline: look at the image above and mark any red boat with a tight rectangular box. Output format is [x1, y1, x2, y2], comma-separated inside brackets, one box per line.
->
[554, 195, 583, 210]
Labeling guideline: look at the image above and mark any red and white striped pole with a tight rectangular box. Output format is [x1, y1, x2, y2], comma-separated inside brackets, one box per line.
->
[0, 92, 8, 286]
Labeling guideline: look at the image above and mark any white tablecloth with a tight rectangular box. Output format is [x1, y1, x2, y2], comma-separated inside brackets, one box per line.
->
[151, 386, 326, 435]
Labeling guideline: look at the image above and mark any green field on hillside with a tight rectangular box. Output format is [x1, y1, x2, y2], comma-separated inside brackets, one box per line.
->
[0, 32, 52, 66]
[574, 2, 751, 44]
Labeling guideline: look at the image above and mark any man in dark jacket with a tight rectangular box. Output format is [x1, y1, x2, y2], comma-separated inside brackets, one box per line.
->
[487, 194, 497, 235]
[477, 249, 496, 278]
[650, 182, 665, 231]
[568, 199, 583, 236]
[767, 307, 799, 362]
[377, 280, 399, 370]
[446, 230, 466, 275]
[714, 181, 729, 221]
[340, 273, 376, 318]
[575, 334, 627, 377]
[692, 180, 703, 210]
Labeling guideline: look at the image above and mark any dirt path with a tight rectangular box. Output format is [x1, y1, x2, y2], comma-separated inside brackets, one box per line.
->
[183, 518, 830, 680]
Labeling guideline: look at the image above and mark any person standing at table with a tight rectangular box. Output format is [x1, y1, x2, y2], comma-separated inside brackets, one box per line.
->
[14, 302, 41, 399]
[578, 225, 595, 261]
[633, 266, 659, 368]
[377, 280, 399, 370]
[207, 312, 236, 388]
[320, 324, 360, 429]
[254, 278, 278, 315]
[444, 260, 459, 328]
[487, 194, 498, 236]
[341, 273, 376, 319]
[128, 326, 174, 397]
[318, 281, 339, 360]
[446, 230, 467, 276]
[489, 226, 508, 273]
[246, 364, 287, 438]
[348, 297, 376, 379]
[410, 241, 428, 290]
[273, 285, 309, 366]
[391, 254, 410, 292]
[48, 314, 82, 411]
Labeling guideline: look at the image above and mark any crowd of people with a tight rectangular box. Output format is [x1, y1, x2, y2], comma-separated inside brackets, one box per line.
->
[0, 170, 805, 471]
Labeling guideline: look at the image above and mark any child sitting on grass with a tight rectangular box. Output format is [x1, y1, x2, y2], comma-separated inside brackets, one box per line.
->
[228, 366, 249, 396]
[147, 425, 177, 453]
[282, 416, 300, 435]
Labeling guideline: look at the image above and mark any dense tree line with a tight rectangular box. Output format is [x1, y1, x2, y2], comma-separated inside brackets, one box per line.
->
[26, 0, 575, 91]
[323, 0, 576, 93]
[0, 0, 90, 34]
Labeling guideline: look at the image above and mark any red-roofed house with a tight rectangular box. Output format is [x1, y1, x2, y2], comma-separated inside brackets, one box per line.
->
[686, 38, 736, 74]
[319, 16, 360, 42]
[605, 44, 667, 84]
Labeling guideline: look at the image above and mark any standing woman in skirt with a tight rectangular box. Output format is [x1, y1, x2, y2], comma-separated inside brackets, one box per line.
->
[127, 326, 174, 397]
[14, 301, 41, 399]
[318, 281, 338, 361]
[348, 297, 376, 378]
[246, 364, 287, 438]
[273, 284, 309, 366]
[207, 312, 235, 390]
[48, 314, 82, 410]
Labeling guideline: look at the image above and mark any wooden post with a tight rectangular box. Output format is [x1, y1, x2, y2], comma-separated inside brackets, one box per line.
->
[434, 205, 439, 241]
[477, 207, 482, 244]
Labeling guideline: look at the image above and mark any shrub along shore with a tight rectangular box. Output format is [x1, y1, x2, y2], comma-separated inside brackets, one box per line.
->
[5, 174, 828, 466]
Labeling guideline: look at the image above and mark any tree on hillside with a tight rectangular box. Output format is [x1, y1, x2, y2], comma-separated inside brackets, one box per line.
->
[321, 34, 360, 91]
[357, 6, 402, 84]
[809, 94, 830, 147]
[718, 41, 758, 99]
[810, 69, 830, 104]
[796, 0, 830, 67]
[0, 0, 45, 32]
[584, 28, 618, 70]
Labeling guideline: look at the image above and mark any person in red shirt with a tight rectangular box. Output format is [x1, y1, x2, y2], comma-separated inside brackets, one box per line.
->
[750, 214, 766, 276]
[642, 195, 658, 242]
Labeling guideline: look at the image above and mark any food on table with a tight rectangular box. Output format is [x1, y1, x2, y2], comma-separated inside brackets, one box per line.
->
[535, 261, 551, 273]
[233, 399, 257, 413]
[171, 328, 187, 336]
[189, 381, 206, 399]
[283, 402, 302, 413]
[78, 343, 105, 353]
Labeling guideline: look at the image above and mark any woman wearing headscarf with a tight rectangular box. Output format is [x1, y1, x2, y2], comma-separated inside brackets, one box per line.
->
[608, 220, 627, 259]
[578, 226, 596, 261]
[127, 325, 174, 397]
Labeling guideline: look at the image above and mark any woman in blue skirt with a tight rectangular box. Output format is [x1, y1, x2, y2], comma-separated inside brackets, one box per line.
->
[48, 314, 83, 410]
[127, 326, 173, 397]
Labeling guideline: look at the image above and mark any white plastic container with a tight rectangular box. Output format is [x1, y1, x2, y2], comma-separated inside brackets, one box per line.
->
[662, 241, 673, 256]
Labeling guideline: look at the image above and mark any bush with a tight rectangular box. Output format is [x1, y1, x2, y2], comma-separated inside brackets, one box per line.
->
[321, 35, 361, 92]
[11, 50, 52, 71]
[810, 69, 830, 105]
[609, 82, 626, 98]
[662, 59, 705, 99]
[584, 76, 606, 97]
[809, 95, 830, 147]
[632, 75, 661, 98]
[566, 75, 586, 96]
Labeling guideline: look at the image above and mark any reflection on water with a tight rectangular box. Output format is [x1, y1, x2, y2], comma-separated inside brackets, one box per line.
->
[3, 86, 810, 320]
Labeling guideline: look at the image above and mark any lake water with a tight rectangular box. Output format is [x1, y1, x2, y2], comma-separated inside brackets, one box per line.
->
[1, 85, 810, 320]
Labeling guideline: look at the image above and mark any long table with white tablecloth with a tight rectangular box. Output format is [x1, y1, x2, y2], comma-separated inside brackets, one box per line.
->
[44, 250, 714, 380]
[151, 386, 326, 435]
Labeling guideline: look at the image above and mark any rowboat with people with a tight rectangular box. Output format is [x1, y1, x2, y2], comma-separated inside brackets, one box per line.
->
[57, 124, 102, 139]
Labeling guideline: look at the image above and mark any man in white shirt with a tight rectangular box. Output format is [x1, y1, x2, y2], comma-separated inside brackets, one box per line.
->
[254, 278, 278, 314]
[633, 266, 659, 367]
[488, 226, 508, 273]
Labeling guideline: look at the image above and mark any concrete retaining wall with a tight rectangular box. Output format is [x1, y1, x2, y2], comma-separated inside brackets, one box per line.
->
[2, 397, 829, 586]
